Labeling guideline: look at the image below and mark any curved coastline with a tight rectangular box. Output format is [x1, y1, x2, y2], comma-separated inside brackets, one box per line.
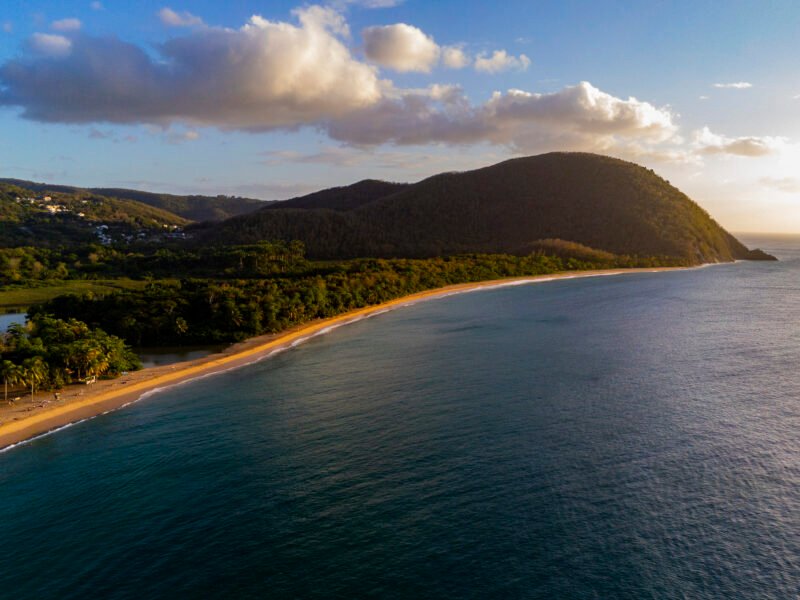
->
[0, 266, 702, 451]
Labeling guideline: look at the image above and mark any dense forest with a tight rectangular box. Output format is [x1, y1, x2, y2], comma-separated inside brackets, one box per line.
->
[0, 241, 307, 285]
[1, 315, 140, 398]
[33, 250, 679, 347]
[191, 153, 775, 264]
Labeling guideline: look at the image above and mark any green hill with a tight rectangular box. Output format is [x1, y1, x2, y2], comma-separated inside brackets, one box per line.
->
[192, 153, 774, 264]
[270, 179, 408, 211]
[0, 182, 189, 247]
[0, 179, 266, 222]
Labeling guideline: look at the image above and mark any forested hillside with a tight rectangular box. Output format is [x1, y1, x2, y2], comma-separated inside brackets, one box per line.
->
[193, 153, 774, 264]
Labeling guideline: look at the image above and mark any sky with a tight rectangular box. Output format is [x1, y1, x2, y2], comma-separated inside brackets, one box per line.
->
[1, 1, 799, 233]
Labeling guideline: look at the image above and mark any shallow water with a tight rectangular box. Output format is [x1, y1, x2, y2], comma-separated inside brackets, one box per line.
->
[0, 312, 25, 331]
[0, 236, 798, 599]
[136, 344, 228, 368]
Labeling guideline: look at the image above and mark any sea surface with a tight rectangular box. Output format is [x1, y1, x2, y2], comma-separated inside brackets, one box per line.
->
[0, 235, 798, 599]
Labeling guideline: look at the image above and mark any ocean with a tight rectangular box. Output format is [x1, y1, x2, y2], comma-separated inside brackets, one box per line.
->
[0, 235, 798, 599]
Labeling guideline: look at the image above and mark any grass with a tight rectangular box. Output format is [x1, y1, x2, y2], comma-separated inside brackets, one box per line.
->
[0, 279, 170, 312]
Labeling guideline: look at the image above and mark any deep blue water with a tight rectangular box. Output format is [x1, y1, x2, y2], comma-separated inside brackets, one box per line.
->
[1, 236, 798, 599]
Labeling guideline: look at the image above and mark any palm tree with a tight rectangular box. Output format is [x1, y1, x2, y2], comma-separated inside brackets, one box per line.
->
[0, 360, 21, 404]
[21, 356, 47, 401]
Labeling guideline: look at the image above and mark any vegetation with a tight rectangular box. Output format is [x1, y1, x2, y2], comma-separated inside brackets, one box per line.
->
[0, 181, 188, 247]
[0, 241, 305, 286]
[32, 250, 670, 347]
[191, 153, 775, 263]
[0, 280, 154, 313]
[0, 178, 266, 223]
[0, 315, 140, 400]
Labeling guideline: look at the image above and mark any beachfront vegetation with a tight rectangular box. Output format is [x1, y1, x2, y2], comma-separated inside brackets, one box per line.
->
[0, 315, 140, 400]
[32, 251, 644, 347]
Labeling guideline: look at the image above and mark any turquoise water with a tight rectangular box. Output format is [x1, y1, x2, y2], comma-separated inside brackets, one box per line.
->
[0, 236, 798, 599]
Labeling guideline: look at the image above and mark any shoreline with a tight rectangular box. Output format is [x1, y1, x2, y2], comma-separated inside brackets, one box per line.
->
[0, 266, 700, 452]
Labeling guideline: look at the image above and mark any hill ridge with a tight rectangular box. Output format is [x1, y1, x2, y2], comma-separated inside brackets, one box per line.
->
[193, 152, 774, 264]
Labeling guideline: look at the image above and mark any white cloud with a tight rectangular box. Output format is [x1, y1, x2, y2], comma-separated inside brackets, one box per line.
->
[11, 8, 780, 166]
[693, 126, 784, 156]
[712, 82, 752, 89]
[362, 23, 440, 72]
[327, 81, 677, 154]
[474, 50, 530, 74]
[2, 21, 12, 33]
[442, 45, 469, 69]
[28, 33, 72, 57]
[1, 7, 382, 128]
[51, 18, 82, 32]
[158, 7, 205, 28]
[699, 95, 709, 100]
[91, 2, 104, 10]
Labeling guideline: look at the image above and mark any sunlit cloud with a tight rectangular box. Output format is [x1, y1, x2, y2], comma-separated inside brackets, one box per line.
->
[1, 7, 382, 128]
[363, 23, 440, 72]
[693, 126, 784, 156]
[158, 7, 205, 28]
[2, 4, 787, 168]
[474, 50, 530, 74]
[442, 45, 469, 69]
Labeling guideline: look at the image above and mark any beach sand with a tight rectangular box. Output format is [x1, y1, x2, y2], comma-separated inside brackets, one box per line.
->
[0, 267, 690, 450]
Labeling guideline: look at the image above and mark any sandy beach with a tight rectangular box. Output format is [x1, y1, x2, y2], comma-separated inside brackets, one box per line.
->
[0, 267, 690, 451]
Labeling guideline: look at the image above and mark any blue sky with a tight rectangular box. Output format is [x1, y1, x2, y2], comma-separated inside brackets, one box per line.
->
[1, 0, 799, 231]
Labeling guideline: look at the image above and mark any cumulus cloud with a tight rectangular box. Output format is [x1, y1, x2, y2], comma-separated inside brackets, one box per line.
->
[28, 33, 72, 57]
[693, 126, 784, 156]
[1, 7, 383, 128]
[361, 24, 526, 74]
[51, 18, 82, 31]
[713, 82, 752, 89]
[91, 2, 104, 10]
[1, 8, 725, 161]
[442, 45, 469, 69]
[362, 23, 440, 72]
[158, 7, 205, 28]
[474, 50, 530, 73]
[327, 81, 677, 153]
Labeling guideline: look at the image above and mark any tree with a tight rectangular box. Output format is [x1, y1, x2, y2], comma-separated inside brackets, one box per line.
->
[21, 356, 47, 400]
[0, 360, 22, 403]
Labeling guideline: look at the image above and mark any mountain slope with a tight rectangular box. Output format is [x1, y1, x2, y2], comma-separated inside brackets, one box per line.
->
[268, 179, 408, 211]
[193, 153, 772, 263]
[0, 179, 266, 222]
[0, 182, 189, 247]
